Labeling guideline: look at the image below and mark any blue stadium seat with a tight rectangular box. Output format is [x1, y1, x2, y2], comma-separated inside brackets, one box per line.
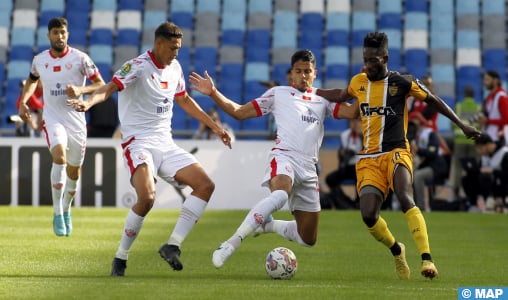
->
[405, 0, 427, 12]
[246, 29, 270, 49]
[457, 66, 482, 100]
[378, 0, 402, 14]
[325, 46, 349, 66]
[431, 65, 455, 83]
[171, 104, 189, 130]
[143, 11, 167, 30]
[352, 12, 376, 31]
[39, 10, 61, 27]
[65, 11, 89, 30]
[10, 28, 35, 47]
[351, 30, 370, 47]
[248, 0, 272, 14]
[7, 60, 31, 80]
[221, 12, 246, 31]
[404, 12, 428, 30]
[272, 29, 296, 49]
[325, 64, 349, 81]
[273, 11, 297, 32]
[177, 46, 191, 75]
[67, 28, 88, 49]
[388, 48, 402, 71]
[89, 45, 113, 65]
[221, 30, 244, 47]
[300, 26, 323, 49]
[482, 0, 504, 15]
[193, 47, 218, 78]
[246, 46, 270, 64]
[379, 13, 402, 30]
[116, 29, 141, 47]
[456, 30, 480, 48]
[245, 62, 269, 82]
[272, 63, 291, 85]
[96, 63, 112, 82]
[66, 0, 90, 13]
[326, 12, 349, 31]
[0, 61, 5, 89]
[223, 0, 247, 14]
[300, 13, 323, 30]
[9, 45, 34, 61]
[243, 81, 266, 103]
[170, 12, 193, 29]
[196, 0, 220, 13]
[430, 30, 453, 49]
[430, 15, 454, 33]
[405, 49, 428, 78]
[455, 0, 479, 15]
[241, 115, 267, 131]
[118, 0, 143, 11]
[326, 30, 349, 47]
[430, 0, 453, 14]
[219, 112, 241, 131]
[92, 0, 116, 11]
[483, 49, 506, 80]
[40, 0, 65, 12]
[221, 64, 244, 81]
[90, 29, 114, 45]
[384, 29, 402, 49]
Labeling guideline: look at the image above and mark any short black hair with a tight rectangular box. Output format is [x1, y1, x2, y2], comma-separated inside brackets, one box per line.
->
[486, 70, 500, 80]
[475, 133, 493, 145]
[463, 85, 475, 98]
[364, 32, 388, 49]
[291, 49, 316, 67]
[155, 22, 183, 40]
[48, 17, 68, 31]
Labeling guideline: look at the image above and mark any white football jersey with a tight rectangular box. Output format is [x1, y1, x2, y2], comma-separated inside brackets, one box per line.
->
[112, 50, 186, 147]
[252, 86, 341, 161]
[31, 46, 100, 131]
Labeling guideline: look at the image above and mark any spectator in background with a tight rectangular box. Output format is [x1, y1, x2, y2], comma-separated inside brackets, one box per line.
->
[193, 107, 235, 142]
[409, 117, 449, 212]
[324, 118, 362, 209]
[14, 79, 44, 137]
[479, 70, 508, 143]
[87, 95, 118, 138]
[452, 85, 482, 198]
[461, 133, 508, 213]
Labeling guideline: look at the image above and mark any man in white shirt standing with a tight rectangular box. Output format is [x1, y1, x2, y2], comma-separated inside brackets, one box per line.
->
[18, 17, 105, 237]
[68, 22, 232, 276]
[189, 49, 357, 269]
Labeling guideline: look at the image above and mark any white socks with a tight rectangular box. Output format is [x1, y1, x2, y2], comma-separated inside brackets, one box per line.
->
[51, 163, 66, 215]
[63, 177, 77, 212]
[168, 195, 207, 247]
[116, 209, 145, 260]
[227, 190, 288, 248]
[265, 220, 310, 247]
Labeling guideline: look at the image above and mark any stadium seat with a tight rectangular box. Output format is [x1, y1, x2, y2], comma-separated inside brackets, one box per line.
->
[378, 0, 402, 14]
[352, 12, 376, 31]
[7, 60, 31, 80]
[388, 48, 402, 71]
[144, 0, 168, 11]
[326, 0, 350, 13]
[40, 0, 65, 12]
[379, 13, 402, 30]
[38, 11, 61, 27]
[193, 47, 218, 78]
[272, 63, 291, 85]
[65, 11, 89, 31]
[325, 46, 349, 66]
[457, 66, 482, 100]
[96, 63, 112, 82]
[325, 64, 349, 81]
[196, 0, 221, 13]
[223, 0, 247, 14]
[326, 12, 349, 31]
[404, 50, 428, 78]
[246, 29, 271, 49]
[456, 30, 480, 48]
[384, 29, 402, 49]
[219, 47, 243, 64]
[430, 30, 454, 49]
[351, 30, 370, 47]
[404, 12, 428, 30]
[67, 28, 88, 50]
[273, 11, 297, 32]
[118, 0, 143, 11]
[0, 2, 13, 27]
[8, 45, 34, 61]
[12, 9, 37, 29]
[177, 46, 191, 76]
[483, 49, 506, 80]
[92, 0, 115, 11]
[89, 45, 113, 65]
[405, 0, 428, 12]
[116, 29, 141, 47]
[245, 62, 269, 82]
[456, 48, 481, 67]
[66, 0, 90, 12]
[0, 45, 7, 62]
[90, 11, 115, 30]
[0, 26, 9, 48]
[455, 0, 479, 15]
[90, 29, 114, 45]
[241, 116, 267, 131]
[272, 29, 297, 49]
[220, 64, 244, 81]
[117, 11, 142, 31]
[221, 30, 245, 47]
[143, 11, 167, 30]
[113, 46, 139, 71]
[243, 81, 266, 103]
[10, 28, 35, 47]
[326, 29, 348, 47]
[431, 65, 455, 83]
[274, 1, 298, 12]
[170, 12, 193, 30]
[221, 12, 246, 31]
[482, 0, 504, 15]
[246, 47, 270, 64]
[248, 0, 272, 13]
[430, 0, 452, 14]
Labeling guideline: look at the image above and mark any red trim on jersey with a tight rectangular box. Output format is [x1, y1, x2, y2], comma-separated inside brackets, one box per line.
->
[41, 120, 50, 147]
[88, 71, 100, 81]
[121, 136, 136, 175]
[333, 103, 341, 118]
[147, 50, 164, 70]
[270, 157, 277, 179]
[49, 46, 69, 59]
[175, 90, 186, 97]
[112, 77, 125, 91]
[485, 87, 508, 127]
[121, 136, 135, 149]
[251, 100, 262, 116]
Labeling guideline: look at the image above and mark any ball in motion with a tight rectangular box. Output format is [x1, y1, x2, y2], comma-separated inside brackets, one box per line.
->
[265, 247, 298, 279]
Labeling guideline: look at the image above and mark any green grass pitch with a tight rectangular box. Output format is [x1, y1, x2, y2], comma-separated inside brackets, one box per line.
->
[0, 207, 506, 299]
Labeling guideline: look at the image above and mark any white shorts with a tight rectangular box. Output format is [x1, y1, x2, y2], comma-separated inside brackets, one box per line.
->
[42, 121, 86, 167]
[261, 149, 320, 212]
[121, 137, 198, 187]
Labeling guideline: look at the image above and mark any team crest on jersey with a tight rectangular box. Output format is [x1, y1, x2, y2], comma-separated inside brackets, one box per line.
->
[138, 153, 147, 161]
[65, 63, 72, 70]
[120, 63, 132, 76]
[285, 165, 293, 173]
[388, 83, 398, 96]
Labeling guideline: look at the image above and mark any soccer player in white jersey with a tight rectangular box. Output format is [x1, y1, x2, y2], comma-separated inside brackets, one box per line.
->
[18, 17, 105, 237]
[68, 22, 232, 276]
[189, 49, 357, 268]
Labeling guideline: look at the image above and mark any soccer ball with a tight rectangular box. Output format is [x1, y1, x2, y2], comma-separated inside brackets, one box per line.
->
[265, 247, 298, 279]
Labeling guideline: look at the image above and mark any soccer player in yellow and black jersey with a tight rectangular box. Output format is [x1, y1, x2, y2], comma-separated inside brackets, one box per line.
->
[318, 32, 480, 280]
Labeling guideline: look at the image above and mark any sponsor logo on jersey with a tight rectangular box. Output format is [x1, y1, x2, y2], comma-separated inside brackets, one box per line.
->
[358, 86, 366, 92]
[360, 103, 396, 116]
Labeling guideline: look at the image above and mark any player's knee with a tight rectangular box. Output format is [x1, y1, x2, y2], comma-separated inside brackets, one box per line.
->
[362, 215, 378, 228]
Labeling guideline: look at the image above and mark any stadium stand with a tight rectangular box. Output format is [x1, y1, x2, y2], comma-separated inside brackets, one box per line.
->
[0, 0, 507, 142]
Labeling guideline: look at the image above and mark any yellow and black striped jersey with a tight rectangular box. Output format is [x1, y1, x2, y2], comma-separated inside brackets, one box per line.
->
[347, 71, 429, 155]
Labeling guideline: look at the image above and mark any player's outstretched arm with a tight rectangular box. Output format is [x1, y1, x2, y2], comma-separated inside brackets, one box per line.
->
[18, 77, 39, 122]
[67, 81, 118, 112]
[189, 71, 258, 120]
[316, 88, 352, 103]
[66, 75, 106, 98]
[425, 93, 481, 140]
[336, 101, 360, 119]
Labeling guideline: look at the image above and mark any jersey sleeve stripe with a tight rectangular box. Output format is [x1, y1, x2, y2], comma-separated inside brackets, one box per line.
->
[112, 77, 125, 91]
[251, 100, 262, 116]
